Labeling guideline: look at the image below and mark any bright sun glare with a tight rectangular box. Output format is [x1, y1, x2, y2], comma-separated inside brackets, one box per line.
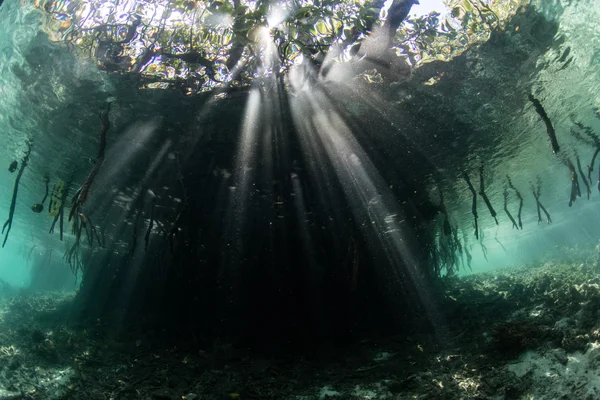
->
[411, 0, 448, 16]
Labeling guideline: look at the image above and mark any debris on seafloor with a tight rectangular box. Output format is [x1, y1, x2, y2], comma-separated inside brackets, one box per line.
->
[1, 258, 600, 399]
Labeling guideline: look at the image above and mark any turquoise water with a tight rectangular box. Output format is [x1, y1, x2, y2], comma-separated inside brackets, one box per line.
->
[0, 0, 599, 325]
[0, 0, 599, 283]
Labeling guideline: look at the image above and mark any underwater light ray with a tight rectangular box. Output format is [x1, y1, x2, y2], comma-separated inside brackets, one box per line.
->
[289, 99, 349, 226]
[221, 88, 262, 278]
[320, 76, 447, 183]
[92, 119, 160, 198]
[289, 83, 446, 337]
[290, 170, 331, 332]
[78, 139, 172, 328]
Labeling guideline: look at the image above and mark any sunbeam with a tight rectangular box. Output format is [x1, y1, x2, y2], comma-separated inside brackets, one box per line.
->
[288, 65, 446, 337]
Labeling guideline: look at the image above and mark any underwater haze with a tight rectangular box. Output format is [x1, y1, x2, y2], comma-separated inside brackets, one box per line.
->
[1, 0, 600, 399]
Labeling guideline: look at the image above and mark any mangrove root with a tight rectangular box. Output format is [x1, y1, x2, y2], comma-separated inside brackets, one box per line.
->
[576, 155, 591, 200]
[2, 140, 33, 247]
[528, 93, 560, 154]
[566, 160, 581, 207]
[69, 103, 111, 221]
[479, 163, 498, 225]
[463, 172, 479, 240]
[507, 175, 524, 229]
[503, 189, 519, 230]
[531, 178, 552, 224]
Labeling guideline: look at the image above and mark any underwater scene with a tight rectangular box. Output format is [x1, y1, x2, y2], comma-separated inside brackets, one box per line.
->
[1, 0, 600, 398]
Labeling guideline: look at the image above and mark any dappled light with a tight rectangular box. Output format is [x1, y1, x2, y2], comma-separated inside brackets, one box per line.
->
[33, 0, 525, 94]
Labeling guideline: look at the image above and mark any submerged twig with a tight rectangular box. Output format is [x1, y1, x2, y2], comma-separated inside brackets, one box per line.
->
[478, 163, 498, 225]
[2, 140, 33, 247]
[463, 172, 479, 240]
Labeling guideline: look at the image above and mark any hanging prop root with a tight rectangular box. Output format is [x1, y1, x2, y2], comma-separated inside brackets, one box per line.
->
[531, 178, 552, 224]
[463, 172, 479, 240]
[479, 163, 498, 225]
[503, 189, 519, 229]
[588, 147, 600, 184]
[2, 140, 33, 248]
[576, 155, 591, 200]
[506, 175, 523, 229]
[69, 102, 111, 222]
[528, 93, 560, 154]
[566, 160, 581, 207]
[49, 179, 72, 241]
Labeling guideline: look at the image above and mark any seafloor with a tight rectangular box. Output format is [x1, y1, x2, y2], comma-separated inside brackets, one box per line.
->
[2, 256, 600, 400]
